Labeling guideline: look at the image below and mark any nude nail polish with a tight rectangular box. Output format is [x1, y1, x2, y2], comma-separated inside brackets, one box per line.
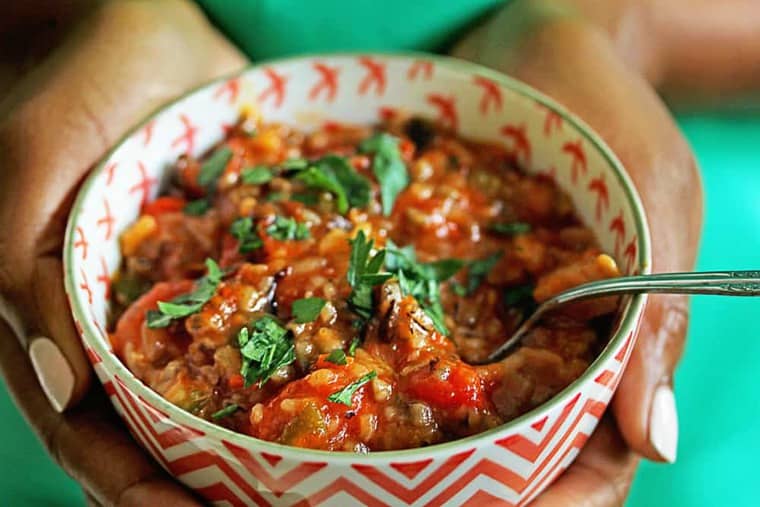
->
[28, 337, 75, 413]
[649, 384, 679, 463]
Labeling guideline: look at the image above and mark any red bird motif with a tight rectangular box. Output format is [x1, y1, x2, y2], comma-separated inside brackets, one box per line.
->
[562, 140, 587, 183]
[543, 109, 563, 136]
[129, 161, 157, 209]
[142, 120, 155, 147]
[407, 60, 433, 81]
[609, 211, 626, 257]
[358, 57, 386, 96]
[624, 235, 638, 272]
[97, 256, 111, 300]
[473, 76, 502, 114]
[171, 114, 198, 155]
[427, 94, 458, 130]
[74, 226, 89, 260]
[587, 174, 610, 221]
[500, 124, 531, 165]
[96, 199, 115, 241]
[258, 67, 288, 108]
[104, 162, 118, 186]
[213, 77, 240, 104]
[79, 269, 93, 305]
[309, 63, 340, 103]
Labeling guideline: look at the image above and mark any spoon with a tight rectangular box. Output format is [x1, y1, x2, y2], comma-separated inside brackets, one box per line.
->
[484, 270, 760, 363]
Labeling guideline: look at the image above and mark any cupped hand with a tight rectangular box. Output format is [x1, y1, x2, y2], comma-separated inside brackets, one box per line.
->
[0, 0, 246, 505]
[453, 2, 703, 505]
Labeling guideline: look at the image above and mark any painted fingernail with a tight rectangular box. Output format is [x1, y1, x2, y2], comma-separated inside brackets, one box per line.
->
[649, 384, 679, 463]
[28, 337, 75, 413]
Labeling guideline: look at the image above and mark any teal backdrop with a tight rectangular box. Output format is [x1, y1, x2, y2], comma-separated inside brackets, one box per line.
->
[2, 1, 759, 505]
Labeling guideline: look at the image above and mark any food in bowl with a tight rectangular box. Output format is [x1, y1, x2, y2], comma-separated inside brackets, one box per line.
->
[110, 112, 621, 452]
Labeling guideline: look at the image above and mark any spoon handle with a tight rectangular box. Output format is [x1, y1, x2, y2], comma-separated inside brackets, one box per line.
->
[485, 270, 760, 363]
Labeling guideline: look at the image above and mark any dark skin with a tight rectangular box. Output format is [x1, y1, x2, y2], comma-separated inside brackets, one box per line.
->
[0, 1, 758, 505]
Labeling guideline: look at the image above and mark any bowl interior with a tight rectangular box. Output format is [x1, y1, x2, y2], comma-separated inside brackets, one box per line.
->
[64, 53, 650, 460]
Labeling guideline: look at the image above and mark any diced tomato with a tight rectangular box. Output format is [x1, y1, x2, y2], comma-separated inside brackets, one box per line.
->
[403, 358, 488, 410]
[111, 280, 193, 353]
[228, 374, 245, 390]
[142, 196, 187, 217]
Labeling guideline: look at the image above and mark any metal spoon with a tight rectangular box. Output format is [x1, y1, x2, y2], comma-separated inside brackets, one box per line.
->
[484, 270, 760, 363]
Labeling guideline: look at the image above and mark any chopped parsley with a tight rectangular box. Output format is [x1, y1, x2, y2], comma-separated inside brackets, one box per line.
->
[230, 217, 263, 253]
[346, 231, 392, 321]
[281, 158, 309, 170]
[184, 198, 211, 216]
[348, 337, 360, 356]
[290, 192, 319, 205]
[488, 222, 532, 236]
[359, 133, 409, 215]
[146, 258, 223, 328]
[292, 296, 326, 323]
[325, 349, 347, 365]
[211, 404, 239, 420]
[293, 156, 371, 214]
[238, 315, 295, 387]
[198, 146, 233, 187]
[327, 371, 377, 406]
[385, 242, 464, 335]
[266, 215, 310, 241]
[464, 252, 502, 295]
[241, 166, 273, 185]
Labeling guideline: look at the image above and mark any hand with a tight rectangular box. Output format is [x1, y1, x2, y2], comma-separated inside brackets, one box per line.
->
[0, 0, 246, 505]
[453, 2, 705, 505]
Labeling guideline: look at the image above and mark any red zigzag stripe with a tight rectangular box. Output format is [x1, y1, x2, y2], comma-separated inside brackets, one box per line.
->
[223, 440, 327, 497]
[352, 450, 474, 504]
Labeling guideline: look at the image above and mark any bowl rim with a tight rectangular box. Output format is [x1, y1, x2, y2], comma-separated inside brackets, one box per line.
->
[64, 51, 652, 463]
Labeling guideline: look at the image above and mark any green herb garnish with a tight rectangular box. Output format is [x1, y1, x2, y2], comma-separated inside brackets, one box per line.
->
[346, 231, 392, 321]
[211, 404, 239, 420]
[184, 198, 211, 216]
[293, 156, 371, 214]
[327, 371, 377, 406]
[241, 166, 273, 185]
[146, 258, 223, 328]
[290, 192, 319, 205]
[359, 133, 409, 215]
[266, 215, 310, 241]
[292, 297, 326, 323]
[198, 146, 233, 187]
[488, 222, 532, 236]
[281, 158, 309, 170]
[266, 192, 286, 202]
[230, 217, 263, 253]
[325, 349, 347, 365]
[348, 337, 360, 356]
[465, 252, 502, 295]
[384, 241, 464, 334]
[238, 315, 295, 387]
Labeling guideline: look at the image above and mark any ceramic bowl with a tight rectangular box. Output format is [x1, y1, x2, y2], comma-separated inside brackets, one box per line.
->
[64, 53, 650, 506]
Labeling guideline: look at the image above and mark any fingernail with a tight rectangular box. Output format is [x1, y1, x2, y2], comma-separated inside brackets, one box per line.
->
[649, 384, 679, 463]
[28, 337, 75, 413]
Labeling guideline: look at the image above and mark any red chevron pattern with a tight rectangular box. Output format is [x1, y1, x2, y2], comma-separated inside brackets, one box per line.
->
[67, 55, 648, 507]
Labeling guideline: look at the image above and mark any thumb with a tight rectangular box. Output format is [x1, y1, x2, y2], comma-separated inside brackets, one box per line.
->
[28, 256, 93, 411]
[611, 294, 688, 463]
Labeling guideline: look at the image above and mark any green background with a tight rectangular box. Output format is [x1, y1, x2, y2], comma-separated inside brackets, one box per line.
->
[2, 1, 759, 505]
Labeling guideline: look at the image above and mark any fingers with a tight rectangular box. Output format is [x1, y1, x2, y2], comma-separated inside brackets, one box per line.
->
[531, 416, 639, 507]
[611, 295, 688, 462]
[0, 0, 246, 412]
[0, 319, 200, 506]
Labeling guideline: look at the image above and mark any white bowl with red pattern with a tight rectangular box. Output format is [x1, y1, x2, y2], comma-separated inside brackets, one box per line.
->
[64, 53, 650, 506]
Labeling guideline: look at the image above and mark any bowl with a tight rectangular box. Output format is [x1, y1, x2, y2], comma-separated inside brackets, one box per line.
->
[64, 53, 650, 506]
